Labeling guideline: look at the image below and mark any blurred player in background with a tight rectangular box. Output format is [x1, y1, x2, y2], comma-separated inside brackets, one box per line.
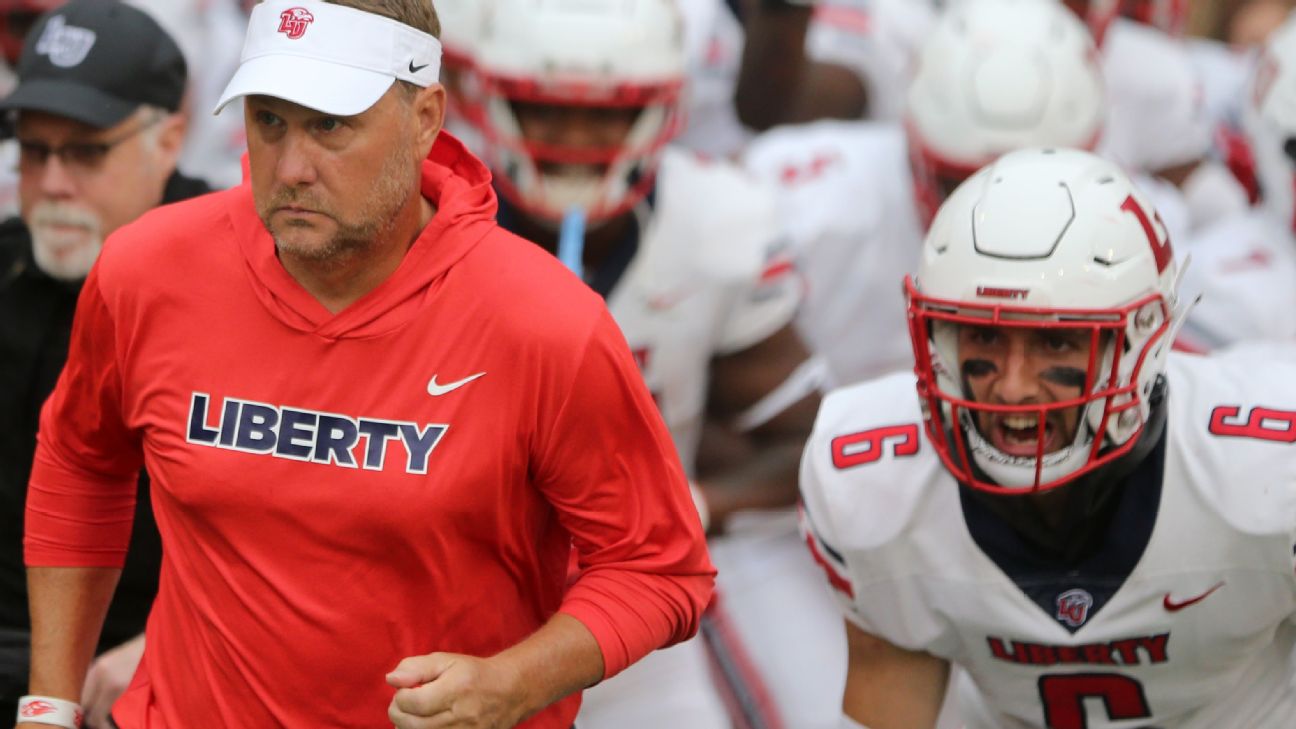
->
[736, 0, 938, 129]
[737, 2, 1104, 726]
[126, 0, 246, 189]
[745, 0, 1105, 386]
[802, 146, 1296, 729]
[1175, 11, 1296, 351]
[472, 0, 824, 726]
[1091, 0, 1254, 239]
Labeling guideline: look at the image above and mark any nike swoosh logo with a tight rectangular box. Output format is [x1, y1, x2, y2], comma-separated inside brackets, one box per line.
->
[409, 61, 429, 74]
[1163, 581, 1225, 612]
[427, 372, 486, 397]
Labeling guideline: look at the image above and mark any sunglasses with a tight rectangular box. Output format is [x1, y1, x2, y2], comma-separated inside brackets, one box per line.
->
[16, 112, 164, 175]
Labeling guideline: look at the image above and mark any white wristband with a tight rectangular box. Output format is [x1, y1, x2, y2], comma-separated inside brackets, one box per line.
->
[16, 696, 83, 729]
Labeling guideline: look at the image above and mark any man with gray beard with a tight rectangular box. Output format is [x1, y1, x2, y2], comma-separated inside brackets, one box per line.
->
[0, 2, 207, 726]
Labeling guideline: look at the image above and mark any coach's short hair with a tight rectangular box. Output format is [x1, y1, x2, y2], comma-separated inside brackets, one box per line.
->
[302, 0, 442, 38]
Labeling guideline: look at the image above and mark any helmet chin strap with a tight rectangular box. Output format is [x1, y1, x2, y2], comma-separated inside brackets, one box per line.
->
[954, 375, 1170, 563]
[558, 206, 587, 279]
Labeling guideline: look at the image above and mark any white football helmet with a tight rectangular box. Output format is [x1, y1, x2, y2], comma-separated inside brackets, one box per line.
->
[907, 148, 1178, 494]
[473, 0, 687, 223]
[905, 0, 1106, 228]
[436, 0, 488, 136]
[1243, 14, 1296, 233]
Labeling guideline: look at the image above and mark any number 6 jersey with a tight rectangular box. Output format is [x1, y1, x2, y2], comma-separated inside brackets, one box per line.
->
[799, 352, 1296, 728]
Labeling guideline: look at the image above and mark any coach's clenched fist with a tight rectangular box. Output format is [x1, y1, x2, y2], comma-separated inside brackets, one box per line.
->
[384, 615, 606, 729]
[386, 652, 529, 729]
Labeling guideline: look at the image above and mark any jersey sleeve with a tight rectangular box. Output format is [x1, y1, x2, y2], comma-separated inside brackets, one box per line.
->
[797, 421, 872, 632]
[796, 378, 932, 640]
[25, 265, 143, 569]
[535, 307, 716, 680]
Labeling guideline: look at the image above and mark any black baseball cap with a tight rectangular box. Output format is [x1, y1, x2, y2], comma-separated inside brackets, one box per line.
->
[0, 0, 187, 128]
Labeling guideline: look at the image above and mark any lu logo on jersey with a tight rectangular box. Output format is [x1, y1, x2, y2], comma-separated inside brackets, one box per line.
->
[1055, 588, 1094, 629]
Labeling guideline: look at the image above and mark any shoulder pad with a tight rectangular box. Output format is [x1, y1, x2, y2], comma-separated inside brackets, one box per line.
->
[801, 372, 946, 552]
[1165, 353, 1296, 537]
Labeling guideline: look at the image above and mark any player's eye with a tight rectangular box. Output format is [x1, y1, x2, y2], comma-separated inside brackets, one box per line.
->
[316, 118, 342, 133]
[1038, 331, 1083, 354]
[965, 326, 1000, 346]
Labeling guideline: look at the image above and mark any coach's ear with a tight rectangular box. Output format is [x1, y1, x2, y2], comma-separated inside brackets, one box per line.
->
[413, 83, 447, 159]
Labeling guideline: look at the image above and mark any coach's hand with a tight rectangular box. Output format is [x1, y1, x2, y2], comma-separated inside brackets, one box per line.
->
[386, 652, 529, 729]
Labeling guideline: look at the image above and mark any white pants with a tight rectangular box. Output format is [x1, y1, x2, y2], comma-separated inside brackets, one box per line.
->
[576, 634, 731, 729]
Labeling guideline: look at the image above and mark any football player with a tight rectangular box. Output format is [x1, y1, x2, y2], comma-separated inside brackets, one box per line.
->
[1070, 0, 1257, 237]
[1173, 13, 1296, 351]
[471, 1, 824, 727]
[745, 0, 1105, 385]
[734, 0, 939, 129]
[737, 3, 1103, 726]
[801, 146, 1296, 729]
[436, 0, 752, 162]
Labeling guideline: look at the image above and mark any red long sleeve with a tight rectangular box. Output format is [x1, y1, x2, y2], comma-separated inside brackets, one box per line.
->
[538, 310, 715, 678]
[25, 267, 140, 569]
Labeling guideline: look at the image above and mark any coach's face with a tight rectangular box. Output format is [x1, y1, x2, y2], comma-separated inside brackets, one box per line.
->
[246, 83, 444, 263]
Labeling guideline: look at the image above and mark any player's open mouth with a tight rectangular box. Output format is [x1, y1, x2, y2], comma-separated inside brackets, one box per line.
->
[991, 414, 1058, 457]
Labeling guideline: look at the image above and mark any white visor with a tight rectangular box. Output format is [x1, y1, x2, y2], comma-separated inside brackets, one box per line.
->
[215, 0, 442, 117]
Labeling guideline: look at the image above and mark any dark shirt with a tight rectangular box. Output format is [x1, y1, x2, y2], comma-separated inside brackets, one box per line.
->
[0, 171, 211, 660]
[493, 188, 649, 300]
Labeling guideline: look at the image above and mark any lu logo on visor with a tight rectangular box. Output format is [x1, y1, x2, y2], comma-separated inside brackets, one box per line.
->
[215, 0, 444, 117]
[278, 7, 315, 39]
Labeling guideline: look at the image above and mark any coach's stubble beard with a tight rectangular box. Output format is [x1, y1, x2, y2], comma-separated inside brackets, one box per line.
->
[263, 136, 421, 268]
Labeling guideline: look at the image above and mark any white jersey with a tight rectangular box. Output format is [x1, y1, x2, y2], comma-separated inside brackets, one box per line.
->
[800, 354, 1296, 728]
[1100, 18, 1211, 176]
[606, 147, 802, 470]
[1176, 209, 1296, 351]
[744, 121, 920, 386]
[676, 0, 750, 158]
[805, 0, 937, 121]
[1187, 38, 1254, 132]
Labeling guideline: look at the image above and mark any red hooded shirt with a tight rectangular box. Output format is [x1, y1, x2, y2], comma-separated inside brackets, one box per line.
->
[25, 134, 714, 728]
